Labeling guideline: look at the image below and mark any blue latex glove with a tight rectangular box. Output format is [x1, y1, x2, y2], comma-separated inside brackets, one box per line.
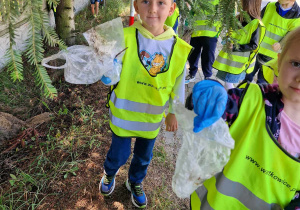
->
[101, 75, 112, 85]
[192, 80, 228, 133]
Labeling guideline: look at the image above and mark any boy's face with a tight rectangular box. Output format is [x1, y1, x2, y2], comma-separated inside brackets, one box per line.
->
[278, 40, 300, 104]
[278, 0, 295, 8]
[134, 0, 175, 36]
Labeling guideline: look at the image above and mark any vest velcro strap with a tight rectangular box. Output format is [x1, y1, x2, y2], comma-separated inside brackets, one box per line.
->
[109, 110, 161, 132]
[265, 31, 283, 42]
[110, 91, 167, 115]
[214, 172, 279, 210]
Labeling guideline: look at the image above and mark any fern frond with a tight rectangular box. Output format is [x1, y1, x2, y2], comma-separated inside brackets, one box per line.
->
[2, 0, 24, 81]
[5, 49, 24, 81]
[34, 64, 57, 99]
[0, 0, 8, 22]
[47, 0, 60, 9]
[25, 0, 44, 65]
[40, 11, 66, 50]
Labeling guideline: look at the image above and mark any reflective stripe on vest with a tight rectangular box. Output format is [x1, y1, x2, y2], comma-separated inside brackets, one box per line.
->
[109, 27, 192, 138]
[259, 2, 300, 59]
[191, 20, 221, 38]
[191, 84, 300, 209]
[193, 172, 280, 210]
[213, 19, 265, 74]
[191, 0, 220, 38]
[110, 91, 168, 115]
[109, 110, 161, 132]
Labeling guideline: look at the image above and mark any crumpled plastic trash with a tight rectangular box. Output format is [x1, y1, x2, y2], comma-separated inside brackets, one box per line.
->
[83, 17, 125, 85]
[41, 45, 103, 84]
[41, 17, 125, 85]
[172, 100, 235, 198]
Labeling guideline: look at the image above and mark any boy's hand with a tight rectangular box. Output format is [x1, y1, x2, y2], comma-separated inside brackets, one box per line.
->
[272, 42, 281, 52]
[165, 113, 178, 132]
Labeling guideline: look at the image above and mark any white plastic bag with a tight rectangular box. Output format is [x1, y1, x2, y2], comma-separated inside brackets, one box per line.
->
[83, 17, 125, 85]
[41, 17, 125, 85]
[42, 45, 104, 84]
[172, 100, 235, 198]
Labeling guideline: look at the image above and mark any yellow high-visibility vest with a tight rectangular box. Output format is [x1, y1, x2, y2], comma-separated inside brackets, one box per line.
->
[191, 83, 300, 209]
[213, 19, 266, 74]
[191, 0, 221, 38]
[259, 2, 300, 59]
[262, 58, 278, 84]
[165, 6, 180, 32]
[109, 27, 192, 139]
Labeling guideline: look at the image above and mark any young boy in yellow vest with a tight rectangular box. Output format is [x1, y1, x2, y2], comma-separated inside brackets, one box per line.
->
[99, 0, 192, 208]
[186, 26, 300, 210]
[244, 0, 300, 84]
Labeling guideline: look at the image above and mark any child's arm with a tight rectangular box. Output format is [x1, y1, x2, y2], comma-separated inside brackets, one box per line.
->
[168, 67, 186, 114]
[165, 113, 178, 131]
[233, 27, 259, 52]
[166, 66, 185, 131]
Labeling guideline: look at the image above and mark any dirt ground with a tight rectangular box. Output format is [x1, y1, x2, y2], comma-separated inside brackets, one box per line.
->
[0, 69, 190, 209]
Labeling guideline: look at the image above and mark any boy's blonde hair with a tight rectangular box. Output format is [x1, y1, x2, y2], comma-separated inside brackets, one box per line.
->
[279, 26, 300, 64]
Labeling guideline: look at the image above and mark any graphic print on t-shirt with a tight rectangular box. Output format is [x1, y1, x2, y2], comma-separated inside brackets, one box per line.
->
[140, 50, 168, 77]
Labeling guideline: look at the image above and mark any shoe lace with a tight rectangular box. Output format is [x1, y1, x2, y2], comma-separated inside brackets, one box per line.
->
[132, 184, 144, 196]
[103, 175, 114, 185]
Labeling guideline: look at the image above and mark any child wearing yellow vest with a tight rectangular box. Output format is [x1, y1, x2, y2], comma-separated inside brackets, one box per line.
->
[185, 0, 220, 84]
[99, 0, 192, 208]
[213, 0, 264, 90]
[244, 0, 300, 84]
[187, 26, 300, 209]
[165, 0, 180, 33]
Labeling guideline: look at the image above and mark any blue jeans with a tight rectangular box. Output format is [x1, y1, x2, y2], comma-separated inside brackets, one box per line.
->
[188, 36, 218, 78]
[104, 132, 156, 184]
[91, 0, 100, 3]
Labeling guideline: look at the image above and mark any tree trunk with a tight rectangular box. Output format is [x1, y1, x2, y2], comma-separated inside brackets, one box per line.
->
[55, 0, 75, 45]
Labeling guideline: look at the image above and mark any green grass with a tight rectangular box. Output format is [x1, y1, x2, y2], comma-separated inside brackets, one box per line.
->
[153, 145, 168, 164]
[149, 177, 184, 209]
[0, 101, 106, 209]
[75, 0, 129, 32]
[0, 66, 41, 119]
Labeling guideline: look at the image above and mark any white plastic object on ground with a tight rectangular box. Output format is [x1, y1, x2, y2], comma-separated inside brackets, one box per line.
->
[172, 100, 235, 198]
[42, 45, 104, 84]
[41, 17, 125, 85]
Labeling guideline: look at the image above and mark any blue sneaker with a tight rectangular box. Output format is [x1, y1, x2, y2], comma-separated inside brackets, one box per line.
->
[99, 173, 116, 196]
[125, 179, 147, 208]
[185, 74, 196, 84]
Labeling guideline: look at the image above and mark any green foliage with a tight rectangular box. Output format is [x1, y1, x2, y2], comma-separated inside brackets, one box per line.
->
[99, 0, 128, 23]
[177, 0, 249, 41]
[1, 0, 66, 99]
